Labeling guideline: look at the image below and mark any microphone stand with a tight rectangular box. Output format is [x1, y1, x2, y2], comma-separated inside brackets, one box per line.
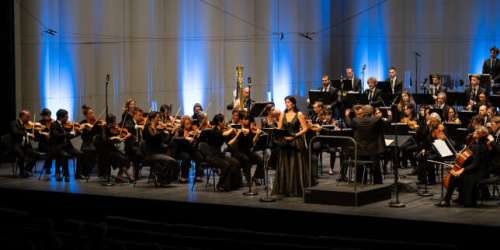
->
[414, 52, 421, 94]
[103, 74, 114, 187]
[260, 128, 276, 202]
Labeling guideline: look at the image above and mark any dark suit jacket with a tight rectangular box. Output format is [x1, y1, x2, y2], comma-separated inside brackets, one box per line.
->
[345, 115, 385, 156]
[49, 120, 74, 154]
[428, 84, 447, 97]
[319, 84, 339, 108]
[344, 78, 361, 92]
[386, 77, 403, 96]
[490, 131, 500, 175]
[9, 119, 26, 147]
[482, 58, 500, 82]
[465, 86, 486, 103]
[364, 88, 384, 107]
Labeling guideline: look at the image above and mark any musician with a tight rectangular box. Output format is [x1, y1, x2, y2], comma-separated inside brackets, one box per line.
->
[445, 106, 461, 125]
[241, 87, 253, 110]
[466, 92, 491, 112]
[465, 75, 486, 107]
[192, 103, 204, 121]
[345, 105, 385, 184]
[364, 77, 384, 107]
[437, 126, 490, 207]
[399, 104, 419, 170]
[120, 99, 143, 177]
[172, 116, 203, 183]
[226, 112, 264, 185]
[260, 105, 279, 170]
[273, 96, 311, 197]
[319, 74, 339, 116]
[309, 102, 338, 176]
[37, 108, 53, 178]
[344, 67, 361, 92]
[9, 110, 37, 178]
[159, 104, 175, 124]
[417, 112, 444, 185]
[487, 107, 497, 121]
[143, 111, 178, 186]
[428, 74, 447, 100]
[386, 67, 403, 96]
[432, 92, 449, 120]
[230, 109, 241, 125]
[487, 116, 500, 176]
[482, 46, 500, 83]
[396, 90, 416, 120]
[49, 109, 81, 182]
[75, 105, 101, 179]
[201, 114, 242, 191]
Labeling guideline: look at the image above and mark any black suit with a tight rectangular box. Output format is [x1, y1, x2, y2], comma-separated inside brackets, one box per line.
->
[345, 115, 385, 184]
[9, 119, 36, 176]
[490, 131, 500, 176]
[320, 84, 340, 118]
[386, 77, 403, 96]
[49, 121, 80, 178]
[344, 77, 361, 92]
[465, 86, 486, 103]
[364, 88, 384, 107]
[482, 58, 500, 82]
[428, 84, 447, 98]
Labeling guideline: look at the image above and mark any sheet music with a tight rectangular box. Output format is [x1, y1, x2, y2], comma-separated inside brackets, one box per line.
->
[433, 139, 454, 158]
[384, 139, 394, 146]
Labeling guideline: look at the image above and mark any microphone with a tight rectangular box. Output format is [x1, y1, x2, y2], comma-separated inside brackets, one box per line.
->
[414, 51, 421, 57]
[106, 74, 110, 83]
[362, 64, 366, 71]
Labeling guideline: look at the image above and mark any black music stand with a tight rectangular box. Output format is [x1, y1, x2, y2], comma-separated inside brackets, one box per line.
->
[249, 102, 274, 118]
[458, 110, 477, 127]
[343, 92, 362, 108]
[387, 123, 409, 208]
[309, 90, 334, 106]
[412, 93, 434, 105]
[446, 92, 467, 107]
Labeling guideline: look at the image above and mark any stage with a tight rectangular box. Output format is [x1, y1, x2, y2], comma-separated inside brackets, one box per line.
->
[1, 161, 499, 249]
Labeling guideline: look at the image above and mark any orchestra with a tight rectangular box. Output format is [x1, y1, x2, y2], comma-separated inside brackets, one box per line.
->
[5, 49, 500, 209]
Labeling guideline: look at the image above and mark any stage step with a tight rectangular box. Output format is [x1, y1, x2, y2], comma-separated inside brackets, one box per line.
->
[304, 183, 392, 206]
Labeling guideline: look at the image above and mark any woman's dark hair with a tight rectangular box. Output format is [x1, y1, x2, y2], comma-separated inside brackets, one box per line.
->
[56, 109, 68, 120]
[159, 104, 171, 113]
[40, 108, 51, 117]
[211, 114, 225, 126]
[284, 96, 299, 113]
[193, 103, 203, 113]
[81, 104, 93, 116]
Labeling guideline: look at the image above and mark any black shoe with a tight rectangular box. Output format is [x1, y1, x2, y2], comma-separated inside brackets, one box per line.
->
[436, 200, 450, 207]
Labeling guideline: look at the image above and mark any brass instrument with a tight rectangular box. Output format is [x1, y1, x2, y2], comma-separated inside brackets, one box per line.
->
[234, 65, 244, 111]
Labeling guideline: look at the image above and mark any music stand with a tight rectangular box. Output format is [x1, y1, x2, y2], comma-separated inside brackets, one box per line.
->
[446, 92, 467, 107]
[309, 90, 334, 106]
[458, 110, 477, 127]
[249, 102, 274, 118]
[388, 123, 408, 208]
[331, 80, 342, 90]
[412, 93, 434, 105]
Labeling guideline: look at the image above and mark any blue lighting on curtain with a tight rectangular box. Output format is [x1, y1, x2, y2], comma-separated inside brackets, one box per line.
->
[351, 0, 388, 88]
[39, 4, 76, 120]
[469, 0, 500, 74]
[179, 0, 206, 116]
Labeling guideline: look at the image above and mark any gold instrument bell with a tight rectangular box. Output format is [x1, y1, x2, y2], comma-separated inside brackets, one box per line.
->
[234, 65, 245, 111]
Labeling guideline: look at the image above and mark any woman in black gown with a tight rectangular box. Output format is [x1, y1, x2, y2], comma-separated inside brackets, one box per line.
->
[272, 96, 311, 197]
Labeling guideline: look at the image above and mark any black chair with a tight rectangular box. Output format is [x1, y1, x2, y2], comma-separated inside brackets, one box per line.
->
[479, 175, 500, 204]
[0, 134, 17, 177]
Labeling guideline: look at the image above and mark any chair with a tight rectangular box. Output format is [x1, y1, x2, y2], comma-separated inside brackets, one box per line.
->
[0, 134, 17, 177]
[479, 176, 500, 203]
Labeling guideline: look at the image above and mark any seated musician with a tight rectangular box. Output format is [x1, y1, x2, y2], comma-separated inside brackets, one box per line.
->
[364, 77, 384, 107]
[478, 105, 489, 124]
[344, 67, 361, 92]
[192, 103, 204, 121]
[399, 104, 419, 170]
[344, 105, 385, 184]
[487, 106, 497, 122]
[396, 90, 416, 119]
[173, 116, 203, 183]
[465, 75, 486, 109]
[319, 74, 339, 117]
[416, 112, 444, 185]
[49, 109, 81, 182]
[142, 111, 178, 186]
[201, 114, 242, 191]
[428, 74, 447, 100]
[226, 112, 264, 185]
[159, 104, 175, 124]
[487, 116, 500, 176]
[9, 110, 38, 178]
[433, 92, 449, 113]
[386, 67, 403, 96]
[445, 106, 461, 125]
[230, 109, 240, 125]
[37, 108, 53, 178]
[466, 92, 490, 111]
[309, 101, 338, 176]
[119, 99, 143, 177]
[437, 126, 490, 207]
[76, 105, 102, 179]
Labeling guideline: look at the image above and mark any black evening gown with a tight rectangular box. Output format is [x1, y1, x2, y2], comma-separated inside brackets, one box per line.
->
[272, 113, 311, 197]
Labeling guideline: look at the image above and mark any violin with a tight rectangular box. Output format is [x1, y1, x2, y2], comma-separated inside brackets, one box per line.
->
[109, 126, 131, 141]
[24, 121, 45, 131]
[401, 117, 419, 130]
[63, 121, 81, 131]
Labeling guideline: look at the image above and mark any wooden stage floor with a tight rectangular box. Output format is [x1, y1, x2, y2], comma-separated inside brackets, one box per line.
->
[1, 161, 499, 229]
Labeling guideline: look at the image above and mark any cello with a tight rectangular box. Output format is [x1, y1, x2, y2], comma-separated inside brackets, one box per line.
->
[442, 135, 473, 189]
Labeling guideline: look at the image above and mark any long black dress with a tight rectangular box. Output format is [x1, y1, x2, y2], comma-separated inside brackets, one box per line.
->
[272, 113, 311, 197]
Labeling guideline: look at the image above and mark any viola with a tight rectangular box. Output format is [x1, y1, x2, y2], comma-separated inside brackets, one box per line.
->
[443, 145, 473, 189]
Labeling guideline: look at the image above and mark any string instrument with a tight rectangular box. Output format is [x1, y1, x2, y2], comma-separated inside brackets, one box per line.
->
[80, 119, 106, 130]
[63, 121, 81, 132]
[443, 138, 474, 189]
[24, 121, 45, 131]
[109, 126, 131, 141]
[401, 117, 419, 130]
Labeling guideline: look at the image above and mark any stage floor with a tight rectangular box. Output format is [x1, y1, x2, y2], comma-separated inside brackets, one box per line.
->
[1, 161, 499, 229]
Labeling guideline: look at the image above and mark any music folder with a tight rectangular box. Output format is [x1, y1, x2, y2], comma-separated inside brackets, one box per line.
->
[432, 139, 454, 158]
